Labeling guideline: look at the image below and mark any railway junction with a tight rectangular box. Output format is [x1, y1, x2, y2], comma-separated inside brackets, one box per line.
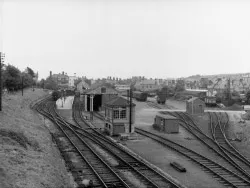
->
[2, 89, 250, 188]
[42, 92, 250, 187]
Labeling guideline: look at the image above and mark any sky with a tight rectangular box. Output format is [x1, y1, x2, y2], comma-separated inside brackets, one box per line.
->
[1, 0, 250, 80]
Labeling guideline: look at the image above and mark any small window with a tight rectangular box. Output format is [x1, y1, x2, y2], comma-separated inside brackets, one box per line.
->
[160, 119, 164, 126]
[120, 108, 126, 119]
[113, 110, 119, 119]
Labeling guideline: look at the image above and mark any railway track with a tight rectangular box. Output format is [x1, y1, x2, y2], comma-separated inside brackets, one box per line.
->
[209, 112, 250, 177]
[125, 100, 250, 187]
[135, 127, 250, 188]
[168, 111, 250, 180]
[162, 111, 250, 185]
[72, 97, 184, 188]
[35, 98, 133, 187]
[34, 97, 184, 188]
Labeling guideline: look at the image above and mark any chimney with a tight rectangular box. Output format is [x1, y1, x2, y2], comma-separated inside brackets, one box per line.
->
[50, 71, 52, 77]
[62, 71, 64, 75]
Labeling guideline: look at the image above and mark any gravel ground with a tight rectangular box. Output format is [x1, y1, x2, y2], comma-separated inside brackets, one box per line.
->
[124, 136, 222, 188]
[124, 100, 231, 188]
[0, 89, 74, 188]
[227, 111, 250, 159]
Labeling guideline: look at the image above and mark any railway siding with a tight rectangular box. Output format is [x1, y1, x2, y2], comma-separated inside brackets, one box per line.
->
[72, 97, 186, 188]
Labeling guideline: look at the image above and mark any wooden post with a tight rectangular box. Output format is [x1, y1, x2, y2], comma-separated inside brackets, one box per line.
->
[129, 88, 132, 133]
[22, 76, 24, 96]
[0, 52, 2, 111]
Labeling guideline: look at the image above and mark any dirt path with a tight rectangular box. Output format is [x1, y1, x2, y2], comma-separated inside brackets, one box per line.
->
[0, 89, 74, 188]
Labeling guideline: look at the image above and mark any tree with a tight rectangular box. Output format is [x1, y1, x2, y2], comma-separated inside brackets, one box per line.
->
[175, 79, 185, 92]
[44, 77, 58, 90]
[4, 64, 21, 91]
[246, 90, 250, 104]
[26, 67, 35, 78]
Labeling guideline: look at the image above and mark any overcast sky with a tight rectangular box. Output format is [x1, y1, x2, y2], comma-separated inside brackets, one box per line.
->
[1, 0, 250, 79]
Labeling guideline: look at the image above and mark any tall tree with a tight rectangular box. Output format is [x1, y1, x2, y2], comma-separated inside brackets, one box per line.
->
[44, 77, 58, 90]
[175, 79, 185, 92]
[4, 65, 21, 90]
[246, 90, 250, 104]
[26, 67, 35, 78]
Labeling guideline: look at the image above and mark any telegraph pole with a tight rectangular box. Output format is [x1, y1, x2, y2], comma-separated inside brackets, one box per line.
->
[0, 52, 5, 111]
[129, 87, 132, 133]
[0, 52, 2, 111]
[21, 76, 24, 96]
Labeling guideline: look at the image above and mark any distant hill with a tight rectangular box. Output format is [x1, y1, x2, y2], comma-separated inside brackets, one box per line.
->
[186, 72, 250, 81]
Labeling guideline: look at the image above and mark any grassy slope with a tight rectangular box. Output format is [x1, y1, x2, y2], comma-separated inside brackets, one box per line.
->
[0, 89, 73, 188]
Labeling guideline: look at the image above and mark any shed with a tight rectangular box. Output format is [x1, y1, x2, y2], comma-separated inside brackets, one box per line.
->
[154, 113, 179, 133]
[186, 97, 205, 114]
[83, 86, 118, 111]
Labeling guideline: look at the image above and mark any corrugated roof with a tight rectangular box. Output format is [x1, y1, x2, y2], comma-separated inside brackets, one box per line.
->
[104, 96, 136, 107]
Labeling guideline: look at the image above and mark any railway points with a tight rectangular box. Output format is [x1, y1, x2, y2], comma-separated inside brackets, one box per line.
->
[33, 96, 184, 188]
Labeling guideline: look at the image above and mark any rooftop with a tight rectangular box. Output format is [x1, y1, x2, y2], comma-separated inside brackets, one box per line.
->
[104, 96, 136, 107]
[156, 113, 178, 119]
[187, 97, 200, 102]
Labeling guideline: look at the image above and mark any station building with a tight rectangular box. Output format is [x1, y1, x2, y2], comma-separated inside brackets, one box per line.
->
[103, 96, 136, 136]
[153, 113, 179, 133]
[186, 97, 205, 115]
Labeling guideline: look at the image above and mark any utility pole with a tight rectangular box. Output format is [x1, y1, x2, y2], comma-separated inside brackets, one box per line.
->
[22, 76, 24, 96]
[0, 52, 2, 111]
[0, 52, 5, 111]
[129, 87, 132, 133]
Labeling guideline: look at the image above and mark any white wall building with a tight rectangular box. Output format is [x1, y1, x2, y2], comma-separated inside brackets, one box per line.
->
[69, 75, 77, 87]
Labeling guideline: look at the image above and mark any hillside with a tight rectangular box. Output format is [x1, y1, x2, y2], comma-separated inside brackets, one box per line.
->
[0, 89, 73, 188]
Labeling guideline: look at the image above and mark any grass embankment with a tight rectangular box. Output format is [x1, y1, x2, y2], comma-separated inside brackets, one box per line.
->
[0, 89, 73, 188]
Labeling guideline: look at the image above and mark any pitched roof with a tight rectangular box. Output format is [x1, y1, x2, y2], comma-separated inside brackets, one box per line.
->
[84, 86, 118, 95]
[104, 96, 136, 107]
[77, 80, 90, 89]
[187, 97, 199, 102]
[187, 97, 204, 103]
[156, 113, 178, 120]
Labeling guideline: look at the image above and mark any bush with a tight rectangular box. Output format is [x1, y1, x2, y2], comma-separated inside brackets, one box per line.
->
[52, 90, 61, 101]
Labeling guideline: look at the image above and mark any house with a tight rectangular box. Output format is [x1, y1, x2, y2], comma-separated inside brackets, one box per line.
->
[153, 113, 179, 133]
[68, 74, 77, 88]
[134, 79, 161, 92]
[103, 96, 136, 136]
[186, 97, 205, 114]
[51, 71, 69, 88]
[115, 84, 130, 96]
[76, 79, 90, 93]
